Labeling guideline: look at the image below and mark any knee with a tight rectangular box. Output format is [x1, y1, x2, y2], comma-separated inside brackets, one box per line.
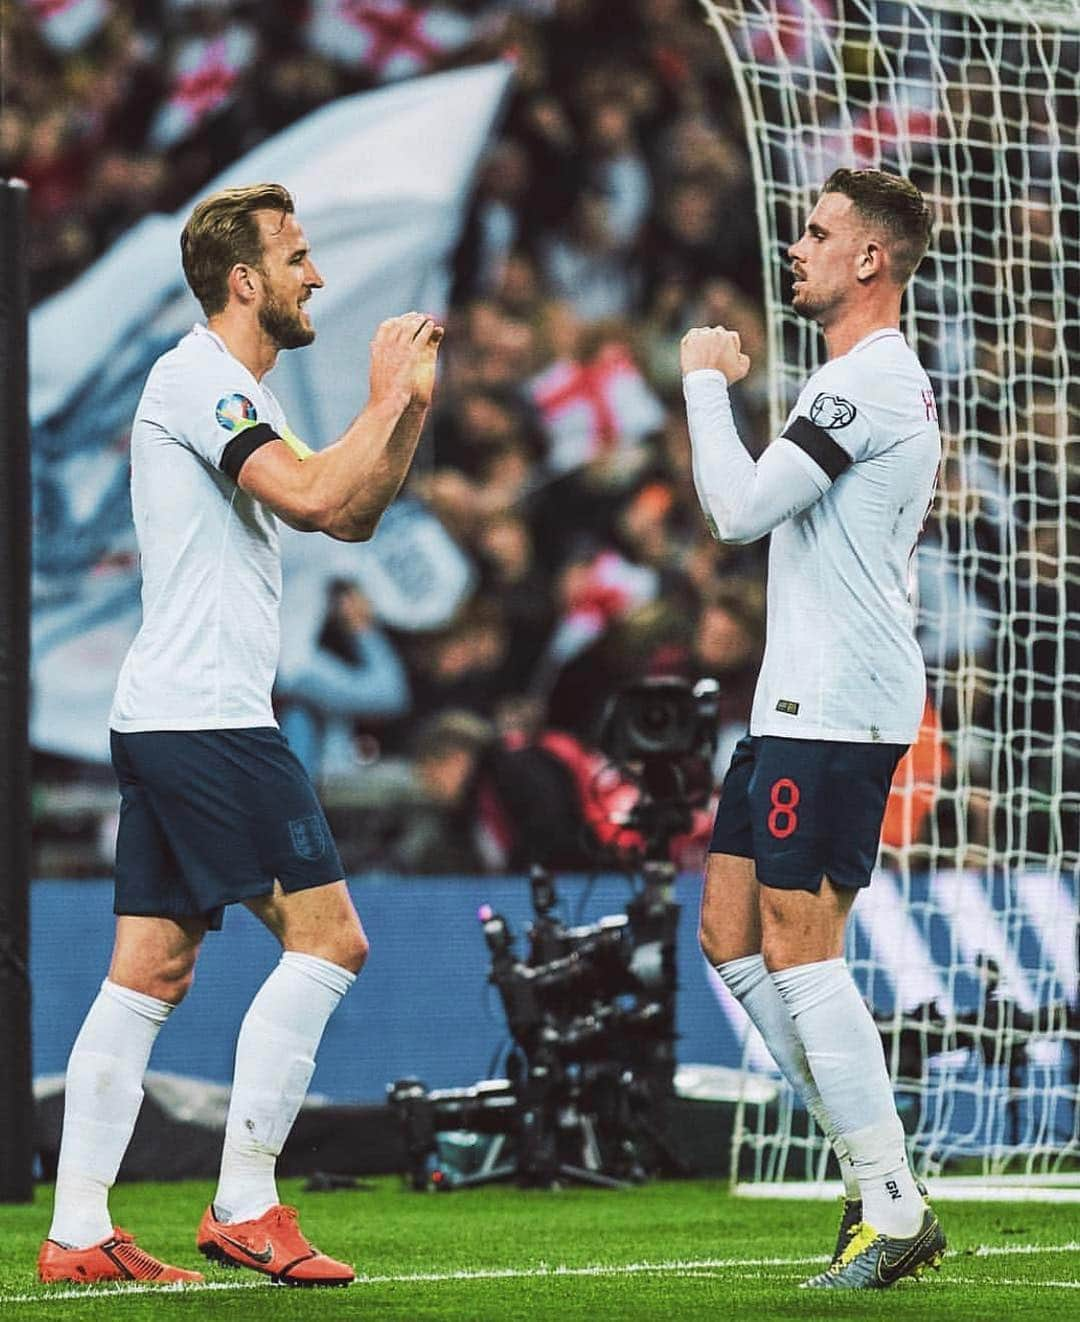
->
[311, 926, 368, 975]
[699, 916, 758, 968]
[699, 919, 723, 968]
[338, 927, 369, 975]
[145, 953, 198, 1005]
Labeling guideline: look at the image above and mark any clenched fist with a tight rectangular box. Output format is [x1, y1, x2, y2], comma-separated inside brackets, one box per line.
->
[369, 312, 445, 411]
[680, 325, 751, 384]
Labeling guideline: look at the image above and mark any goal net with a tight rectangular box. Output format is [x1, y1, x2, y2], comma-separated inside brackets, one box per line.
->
[698, 0, 1080, 1196]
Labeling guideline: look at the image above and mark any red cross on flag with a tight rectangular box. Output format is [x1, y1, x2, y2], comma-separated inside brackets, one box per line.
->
[307, 0, 476, 81]
[530, 343, 666, 475]
[148, 25, 258, 151]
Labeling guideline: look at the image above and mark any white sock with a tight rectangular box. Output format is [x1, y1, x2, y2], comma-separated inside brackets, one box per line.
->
[49, 980, 173, 1248]
[716, 955, 859, 1200]
[214, 952, 355, 1224]
[772, 958, 924, 1236]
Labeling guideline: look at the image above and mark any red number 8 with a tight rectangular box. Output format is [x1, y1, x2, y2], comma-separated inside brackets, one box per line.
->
[767, 778, 800, 839]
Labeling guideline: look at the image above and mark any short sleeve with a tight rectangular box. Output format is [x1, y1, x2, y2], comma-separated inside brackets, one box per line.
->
[150, 349, 279, 479]
[783, 360, 875, 471]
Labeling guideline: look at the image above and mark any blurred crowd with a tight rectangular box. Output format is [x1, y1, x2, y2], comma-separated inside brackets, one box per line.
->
[15, 0, 1078, 875]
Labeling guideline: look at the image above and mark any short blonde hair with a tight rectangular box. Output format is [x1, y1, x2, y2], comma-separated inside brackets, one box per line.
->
[180, 183, 294, 316]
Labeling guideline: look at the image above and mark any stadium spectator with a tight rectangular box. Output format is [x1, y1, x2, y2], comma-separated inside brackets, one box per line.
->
[395, 709, 496, 873]
[538, 186, 642, 320]
[473, 511, 555, 691]
[398, 705, 640, 874]
[276, 578, 411, 783]
[404, 598, 514, 726]
[683, 582, 765, 775]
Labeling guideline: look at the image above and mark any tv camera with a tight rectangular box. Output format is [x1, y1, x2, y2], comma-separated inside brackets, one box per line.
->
[389, 678, 720, 1190]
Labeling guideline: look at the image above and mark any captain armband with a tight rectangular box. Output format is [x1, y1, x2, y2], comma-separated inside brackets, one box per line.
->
[781, 416, 853, 482]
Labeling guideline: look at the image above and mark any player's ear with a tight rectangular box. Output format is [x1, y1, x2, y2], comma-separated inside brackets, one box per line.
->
[857, 241, 886, 283]
[228, 262, 261, 305]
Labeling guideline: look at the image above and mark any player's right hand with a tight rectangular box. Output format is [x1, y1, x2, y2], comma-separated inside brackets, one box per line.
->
[369, 312, 445, 410]
[680, 325, 751, 384]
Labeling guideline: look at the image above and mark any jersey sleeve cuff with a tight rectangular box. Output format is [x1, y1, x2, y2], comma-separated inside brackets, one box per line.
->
[682, 368, 730, 390]
[220, 423, 280, 483]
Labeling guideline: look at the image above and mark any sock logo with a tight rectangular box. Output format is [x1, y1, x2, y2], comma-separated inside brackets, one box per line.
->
[886, 1178, 901, 1201]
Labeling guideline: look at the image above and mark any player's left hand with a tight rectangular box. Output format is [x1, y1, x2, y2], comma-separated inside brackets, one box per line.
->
[407, 316, 444, 409]
[680, 325, 751, 384]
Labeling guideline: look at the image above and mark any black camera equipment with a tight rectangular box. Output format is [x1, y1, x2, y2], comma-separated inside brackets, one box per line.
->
[597, 676, 720, 863]
[388, 678, 720, 1191]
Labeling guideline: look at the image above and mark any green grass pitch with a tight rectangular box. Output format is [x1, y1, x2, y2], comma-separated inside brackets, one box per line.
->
[2, 1178, 1076, 1320]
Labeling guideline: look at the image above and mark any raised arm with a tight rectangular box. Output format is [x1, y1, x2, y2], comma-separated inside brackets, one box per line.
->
[681, 326, 841, 545]
[236, 313, 443, 542]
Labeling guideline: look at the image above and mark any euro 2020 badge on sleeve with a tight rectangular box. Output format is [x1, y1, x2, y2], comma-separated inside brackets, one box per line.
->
[215, 393, 258, 432]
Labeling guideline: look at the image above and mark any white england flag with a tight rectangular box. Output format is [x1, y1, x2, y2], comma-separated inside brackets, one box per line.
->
[30, 61, 512, 763]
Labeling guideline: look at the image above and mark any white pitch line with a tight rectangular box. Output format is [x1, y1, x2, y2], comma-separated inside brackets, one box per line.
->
[0, 1280, 267, 1304]
[2, 1243, 1078, 1305]
[945, 1278, 1080, 1290]
[972, 1241, 1080, 1258]
[352, 1255, 825, 1284]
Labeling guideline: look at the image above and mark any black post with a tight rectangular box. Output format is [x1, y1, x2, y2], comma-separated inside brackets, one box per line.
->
[0, 178, 34, 1203]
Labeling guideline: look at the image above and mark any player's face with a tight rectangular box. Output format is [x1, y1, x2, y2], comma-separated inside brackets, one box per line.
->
[253, 210, 324, 350]
[787, 193, 866, 324]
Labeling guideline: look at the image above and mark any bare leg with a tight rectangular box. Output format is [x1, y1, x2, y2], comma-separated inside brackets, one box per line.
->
[244, 878, 368, 972]
[699, 852, 761, 965]
[758, 875, 855, 972]
[109, 913, 208, 1002]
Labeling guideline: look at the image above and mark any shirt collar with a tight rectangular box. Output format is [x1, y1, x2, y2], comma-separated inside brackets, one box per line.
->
[191, 323, 228, 354]
[846, 327, 906, 356]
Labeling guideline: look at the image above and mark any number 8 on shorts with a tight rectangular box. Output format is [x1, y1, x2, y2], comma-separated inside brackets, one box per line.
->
[767, 778, 800, 839]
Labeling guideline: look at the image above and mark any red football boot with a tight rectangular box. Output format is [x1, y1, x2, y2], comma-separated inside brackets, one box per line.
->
[38, 1228, 205, 1284]
[196, 1203, 354, 1286]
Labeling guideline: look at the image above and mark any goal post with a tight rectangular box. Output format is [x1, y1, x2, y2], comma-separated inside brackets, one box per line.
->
[697, 0, 1080, 1198]
[0, 178, 34, 1203]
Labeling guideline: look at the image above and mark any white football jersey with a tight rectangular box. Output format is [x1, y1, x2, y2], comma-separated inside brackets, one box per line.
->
[110, 326, 293, 732]
[751, 328, 940, 744]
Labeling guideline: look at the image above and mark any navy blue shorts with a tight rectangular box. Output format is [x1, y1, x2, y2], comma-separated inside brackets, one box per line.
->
[709, 734, 905, 892]
[111, 727, 345, 930]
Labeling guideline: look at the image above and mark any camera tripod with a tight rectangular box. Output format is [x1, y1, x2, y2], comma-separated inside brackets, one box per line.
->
[434, 1095, 630, 1192]
[401, 1050, 683, 1192]
[390, 1066, 632, 1191]
[391, 859, 689, 1192]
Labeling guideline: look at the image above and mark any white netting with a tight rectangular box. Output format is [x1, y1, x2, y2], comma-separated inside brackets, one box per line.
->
[698, 0, 1080, 1187]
